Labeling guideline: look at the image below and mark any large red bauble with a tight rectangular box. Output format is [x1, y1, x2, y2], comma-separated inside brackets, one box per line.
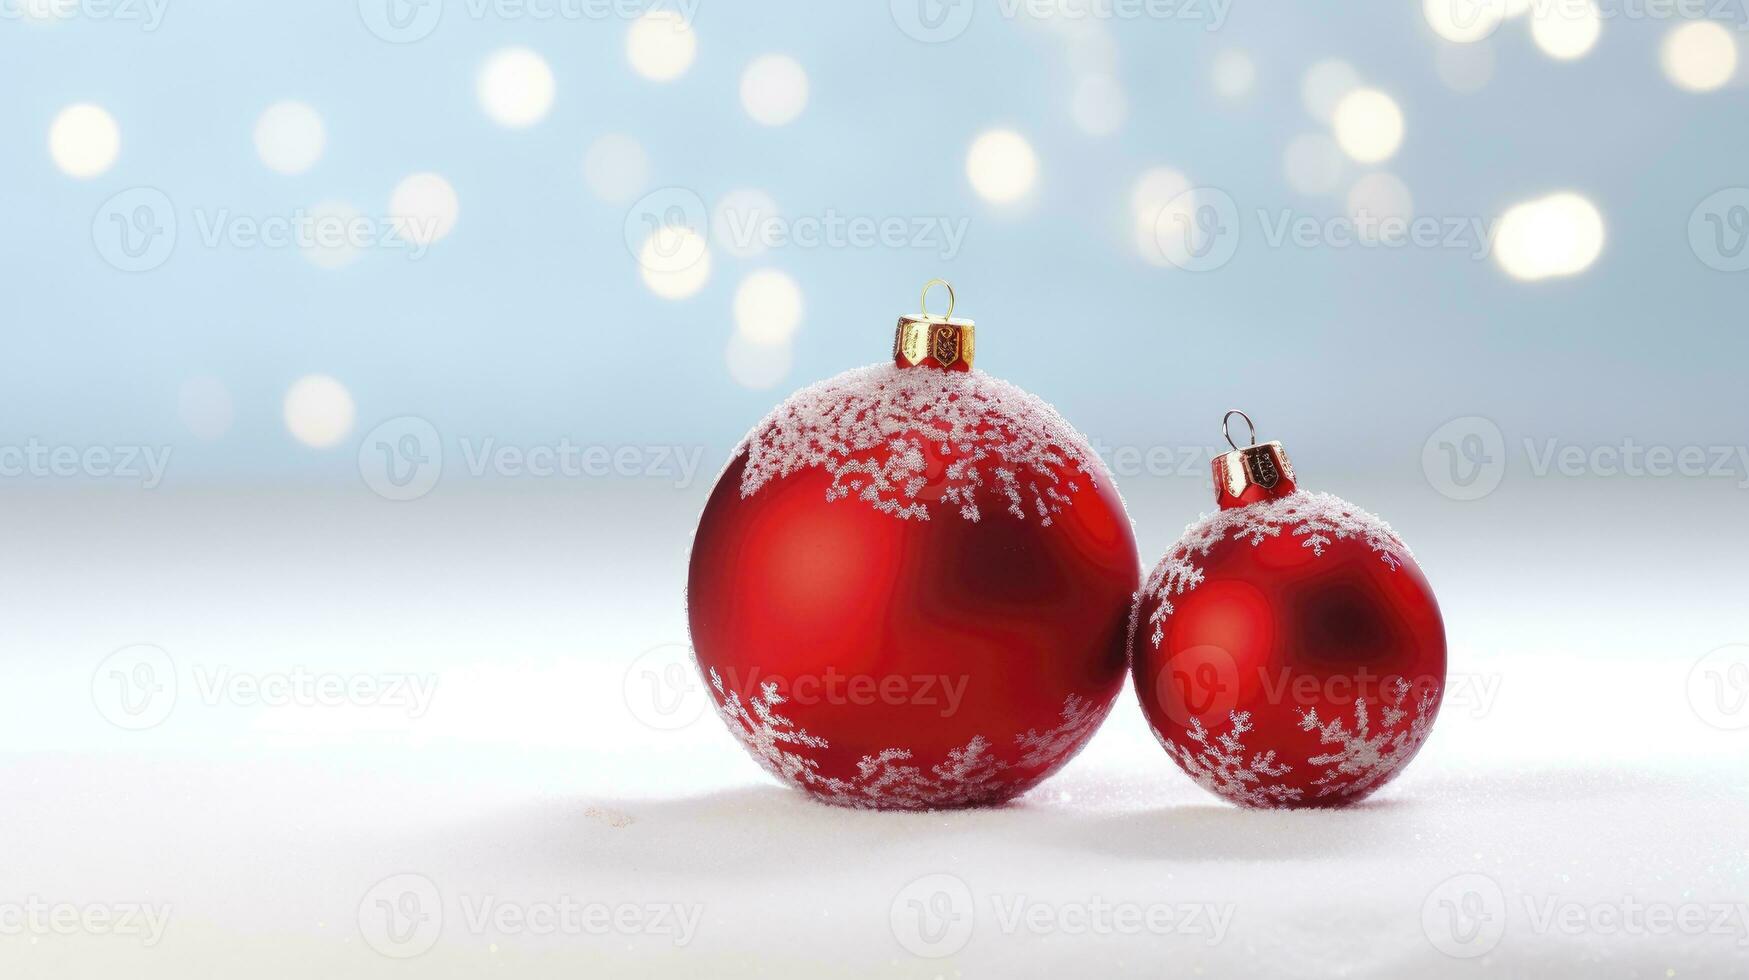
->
[1131, 472, 1446, 809]
[688, 362, 1139, 810]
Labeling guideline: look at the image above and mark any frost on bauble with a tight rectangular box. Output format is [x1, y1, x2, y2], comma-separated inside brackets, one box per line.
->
[706, 669, 1106, 811]
[735, 364, 1097, 524]
[1134, 491, 1435, 808]
[1130, 490, 1414, 655]
[1297, 677, 1439, 801]
[1153, 711, 1304, 809]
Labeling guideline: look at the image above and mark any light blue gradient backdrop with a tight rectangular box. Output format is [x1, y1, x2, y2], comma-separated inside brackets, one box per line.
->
[1, 2, 1744, 484]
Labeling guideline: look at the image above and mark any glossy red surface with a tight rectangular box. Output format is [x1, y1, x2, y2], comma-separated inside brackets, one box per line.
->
[688, 414, 1139, 810]
[1131, 496, 1446, 809]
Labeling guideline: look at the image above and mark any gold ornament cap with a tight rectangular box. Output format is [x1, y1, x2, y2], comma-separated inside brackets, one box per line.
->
[1211, 410, 1298, 510]
[893, 279, 975, 372]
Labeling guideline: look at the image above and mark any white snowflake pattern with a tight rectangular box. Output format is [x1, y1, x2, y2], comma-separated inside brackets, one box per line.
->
[1013, 694, 1106, 770]
[1297, 678, 1438, 801]
[705, 669, 1104, 810]
[1134, 492, 1435, 807]
[734, 363, 1098, 523]
[1152, 711, 1304, 809]
[1129, 491, 1413, 654]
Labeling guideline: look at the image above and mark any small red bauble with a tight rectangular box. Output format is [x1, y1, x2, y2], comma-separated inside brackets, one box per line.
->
[1130, 412, 1446, 809]
[688, 284, 1139, 810]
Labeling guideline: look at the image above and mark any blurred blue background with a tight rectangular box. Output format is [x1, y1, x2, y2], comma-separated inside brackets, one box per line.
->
[5, 0, 1746, 485]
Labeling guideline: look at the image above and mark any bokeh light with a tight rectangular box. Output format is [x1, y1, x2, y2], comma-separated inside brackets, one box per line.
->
[389, 173, 459, 247]
[1660, 21, 1738, 93]
[1332, 88, 1405, 164]
[1424, 0, 1507, 43]
[253, 101, 325, 176]
[1129, 166, 1192, 267]
[740, 55, 809, 126]
[627, 11, 697, 82]
[476, 48, 555, 128]
[1529, 0, 1601, 61]
[582, 134, 650, 205]
[965, 129, 1039, 205]
[638, 228, 712, 299]
[1494, 191, 1605, 280]
[48, 103, 119, 178]
[733, 269, 805, 344]
[282, 375, 356, 449]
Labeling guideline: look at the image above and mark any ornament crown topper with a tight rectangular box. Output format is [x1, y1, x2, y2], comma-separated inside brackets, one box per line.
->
[1212, 409, 1298, 510]
[893, 278, 976, 372]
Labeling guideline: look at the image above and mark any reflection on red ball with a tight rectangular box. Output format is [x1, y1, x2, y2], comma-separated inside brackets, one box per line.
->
[1131, 491, 1446, 808]
[688, 365, 1139, 810]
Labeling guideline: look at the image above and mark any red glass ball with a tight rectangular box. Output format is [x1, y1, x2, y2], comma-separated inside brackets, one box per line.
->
[1130, 491, 1446, 808]
[688, 365, 1139, 810]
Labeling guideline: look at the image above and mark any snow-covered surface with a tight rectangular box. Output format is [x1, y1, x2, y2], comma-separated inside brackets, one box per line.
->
[2, 485, 1745, 977]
